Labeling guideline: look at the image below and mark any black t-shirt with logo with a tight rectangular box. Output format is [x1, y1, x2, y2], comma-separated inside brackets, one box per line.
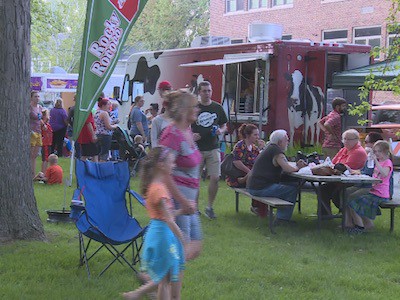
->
[192, 101, 228, 151]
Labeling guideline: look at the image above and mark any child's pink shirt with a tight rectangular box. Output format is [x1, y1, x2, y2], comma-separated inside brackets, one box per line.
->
[370, 158, 393, 199]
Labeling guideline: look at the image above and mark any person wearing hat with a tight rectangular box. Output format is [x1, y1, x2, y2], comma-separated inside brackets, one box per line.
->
[150, 81, 173, 147]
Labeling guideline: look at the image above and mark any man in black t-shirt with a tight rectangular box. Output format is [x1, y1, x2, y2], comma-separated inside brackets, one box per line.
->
[192, 81, 228, 219]
[247, 129, 307, 225]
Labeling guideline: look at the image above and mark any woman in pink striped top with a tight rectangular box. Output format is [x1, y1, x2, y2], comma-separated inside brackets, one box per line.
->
[159, 90, 203, 261]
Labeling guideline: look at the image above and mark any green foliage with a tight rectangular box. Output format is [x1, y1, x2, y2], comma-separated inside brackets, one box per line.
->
[286, 143, 323, 159]
[31, 0, 86, 73]
[347, 100, 371, 126]
[349, 0, 400, 125]
[126, 0, 210, 51]
[2, 157, 400, 298]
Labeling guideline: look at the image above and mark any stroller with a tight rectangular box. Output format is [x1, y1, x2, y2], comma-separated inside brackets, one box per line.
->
[112, 126, 146, 176]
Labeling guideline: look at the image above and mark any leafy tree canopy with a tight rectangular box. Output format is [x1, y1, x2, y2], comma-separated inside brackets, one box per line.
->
[126, 0, 210, 51]
[31, 0, 209, 72]
[349, 0, 400, 124]
[31, 0, 86, 73]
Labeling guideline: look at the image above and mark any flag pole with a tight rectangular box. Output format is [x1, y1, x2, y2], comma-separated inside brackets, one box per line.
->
[69, 141, 75, 187]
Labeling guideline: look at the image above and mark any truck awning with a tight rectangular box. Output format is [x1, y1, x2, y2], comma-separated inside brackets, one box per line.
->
[332, 59, 400, 89]
[180, 54, 268, 67]
[372, 104, 400, 111]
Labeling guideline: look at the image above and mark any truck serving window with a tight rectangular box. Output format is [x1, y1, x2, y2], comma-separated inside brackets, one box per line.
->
[224, 60, 266, 117]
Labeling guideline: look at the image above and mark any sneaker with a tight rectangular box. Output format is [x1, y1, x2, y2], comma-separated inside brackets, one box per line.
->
[205, 207, 216, 219]
[346, 227, 365, 235]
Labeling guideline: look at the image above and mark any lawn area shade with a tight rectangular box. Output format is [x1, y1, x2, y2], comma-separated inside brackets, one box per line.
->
[332, 59, 400, 89]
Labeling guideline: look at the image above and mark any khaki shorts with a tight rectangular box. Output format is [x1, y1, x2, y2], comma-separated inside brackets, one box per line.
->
[201, 149, 221, 177]
[30, 132, 42, 147]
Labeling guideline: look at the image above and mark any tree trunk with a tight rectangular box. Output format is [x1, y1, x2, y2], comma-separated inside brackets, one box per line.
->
[0, 1, 46, 242]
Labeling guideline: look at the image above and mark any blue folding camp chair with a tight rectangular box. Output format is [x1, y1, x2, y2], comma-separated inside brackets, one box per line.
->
[73, 159, 147, 278]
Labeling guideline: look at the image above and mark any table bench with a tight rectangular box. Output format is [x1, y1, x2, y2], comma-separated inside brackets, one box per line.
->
[232, 187, 293, 234]
[379, 199, 400, 232]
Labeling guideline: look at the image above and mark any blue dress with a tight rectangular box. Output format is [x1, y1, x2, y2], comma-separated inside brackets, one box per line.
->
[141, 220, 185, 283]
[141, 183, 185, 283]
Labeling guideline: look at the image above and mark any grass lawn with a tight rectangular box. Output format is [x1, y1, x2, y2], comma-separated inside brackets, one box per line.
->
[1, 157, 400, 299]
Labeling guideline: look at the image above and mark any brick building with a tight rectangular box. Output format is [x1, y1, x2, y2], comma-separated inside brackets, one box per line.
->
[210, 0, 396, 54]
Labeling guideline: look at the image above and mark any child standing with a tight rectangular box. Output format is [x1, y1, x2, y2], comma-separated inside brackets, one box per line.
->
[123, 147, 185, 300]
[41, 109, 53, 173]
[345, 140, 393, 233]
[33, 154, 63, 184]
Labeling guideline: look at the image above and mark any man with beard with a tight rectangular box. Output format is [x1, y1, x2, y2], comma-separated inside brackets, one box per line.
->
[319, 97, 347, 159]
[247, 130, 307, 225]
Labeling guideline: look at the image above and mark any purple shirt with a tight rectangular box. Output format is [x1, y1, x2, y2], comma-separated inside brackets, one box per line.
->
[50, 107, 68, 131]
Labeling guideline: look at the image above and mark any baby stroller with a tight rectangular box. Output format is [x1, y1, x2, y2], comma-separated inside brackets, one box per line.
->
[112, 126, 146, 176]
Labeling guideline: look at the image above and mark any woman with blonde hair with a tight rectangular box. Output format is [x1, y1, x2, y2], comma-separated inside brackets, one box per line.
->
[159, 90, 203, 261]
[50, 97, 68, 157]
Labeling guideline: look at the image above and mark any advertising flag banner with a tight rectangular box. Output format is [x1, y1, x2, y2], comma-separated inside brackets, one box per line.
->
[72, 0, 147, 140]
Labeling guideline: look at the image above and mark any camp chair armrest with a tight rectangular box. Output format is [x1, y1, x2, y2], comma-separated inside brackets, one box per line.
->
[128, 189, 146, 206]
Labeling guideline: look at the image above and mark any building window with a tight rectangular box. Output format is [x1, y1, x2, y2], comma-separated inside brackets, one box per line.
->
[282, 34, 292, 40]
[387, 25, 399, 47]
[226, 0, 244, 12]
[249, 0, 267, 9]
[272, 0, 293, 6]
[323, 29, 348, 43]
[353, 26, 381, 49]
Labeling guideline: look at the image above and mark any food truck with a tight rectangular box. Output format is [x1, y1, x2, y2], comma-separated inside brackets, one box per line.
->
[31, 73, 124, 110]
[119, 39, 372, 146]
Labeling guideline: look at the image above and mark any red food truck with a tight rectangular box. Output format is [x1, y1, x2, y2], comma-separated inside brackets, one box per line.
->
[119, 39, 371, 146]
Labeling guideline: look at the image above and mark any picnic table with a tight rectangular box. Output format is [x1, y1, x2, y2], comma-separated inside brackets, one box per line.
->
[288, 172, 381, 230]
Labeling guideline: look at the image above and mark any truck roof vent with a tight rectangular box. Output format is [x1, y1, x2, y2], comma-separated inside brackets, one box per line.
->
[248, 23, 283, 42]
[190, 36, 231, 48]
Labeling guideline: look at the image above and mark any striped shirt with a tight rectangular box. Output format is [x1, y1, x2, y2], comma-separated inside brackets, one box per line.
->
[159, 124, 202, 190]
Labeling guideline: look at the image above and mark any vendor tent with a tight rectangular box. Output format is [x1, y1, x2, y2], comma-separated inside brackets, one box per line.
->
[332, 59, 400, 89]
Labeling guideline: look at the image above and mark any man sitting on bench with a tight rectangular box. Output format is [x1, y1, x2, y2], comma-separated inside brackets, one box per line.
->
[247, 129, 307, 226]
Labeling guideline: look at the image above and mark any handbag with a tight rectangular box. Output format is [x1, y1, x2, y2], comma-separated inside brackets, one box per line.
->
[221, 153, 247, 178]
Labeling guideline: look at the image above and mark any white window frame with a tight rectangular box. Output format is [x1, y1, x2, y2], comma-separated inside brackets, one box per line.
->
[271, 0, 293, 7]
[353, 26, 382, 48]
[322, 29, 348, 43]
[248, 0, 267, 10]
[226, 0, 245, 13]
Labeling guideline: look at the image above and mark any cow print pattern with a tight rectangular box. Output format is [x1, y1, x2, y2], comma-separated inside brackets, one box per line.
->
[132, 56, 161, 95]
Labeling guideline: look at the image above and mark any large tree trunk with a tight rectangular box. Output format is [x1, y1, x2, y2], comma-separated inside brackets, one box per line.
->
[0, 1, 45, 242]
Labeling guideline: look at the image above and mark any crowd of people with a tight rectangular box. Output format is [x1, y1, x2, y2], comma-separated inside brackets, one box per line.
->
[29, 91, 124, 183]
[31, 83, 396, 298]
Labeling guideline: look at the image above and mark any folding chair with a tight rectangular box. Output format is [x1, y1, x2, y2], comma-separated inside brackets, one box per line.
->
[74, 159, 147, 278]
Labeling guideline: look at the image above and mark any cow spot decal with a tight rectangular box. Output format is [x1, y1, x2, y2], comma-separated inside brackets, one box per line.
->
[132, 56, 160, 95]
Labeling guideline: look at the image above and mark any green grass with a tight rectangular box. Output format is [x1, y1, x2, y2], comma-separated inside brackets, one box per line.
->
[1, 157, 400, 299]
